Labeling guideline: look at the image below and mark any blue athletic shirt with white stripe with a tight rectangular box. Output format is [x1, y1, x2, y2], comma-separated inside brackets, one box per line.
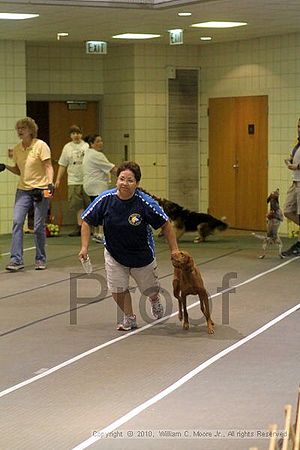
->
[81, 188, 169, 268]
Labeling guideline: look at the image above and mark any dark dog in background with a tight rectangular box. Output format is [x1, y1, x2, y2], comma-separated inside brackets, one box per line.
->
[158, 198, 228, 242]
[252, 188, 284, 258]
[171, 250, 214, 334]
[138, 188, 228, 242]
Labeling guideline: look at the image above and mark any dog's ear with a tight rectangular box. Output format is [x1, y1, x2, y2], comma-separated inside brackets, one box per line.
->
[267, 195, 271, 204]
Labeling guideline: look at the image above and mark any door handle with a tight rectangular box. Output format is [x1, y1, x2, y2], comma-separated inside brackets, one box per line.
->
[233, 163, 239, 169]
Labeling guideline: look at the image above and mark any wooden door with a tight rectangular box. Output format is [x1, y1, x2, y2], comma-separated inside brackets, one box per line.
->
[208, 97, 236, 225]
[235, 96, 268, 229]
[209, 96, 268, 231]
[49, 101, 99, 202]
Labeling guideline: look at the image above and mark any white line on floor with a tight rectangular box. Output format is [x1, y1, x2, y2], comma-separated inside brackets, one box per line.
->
[0, 256, 299, 401]
[0, 246, 36, 257]
[72, 302, 300, 450]
[33, 368, 50, 375]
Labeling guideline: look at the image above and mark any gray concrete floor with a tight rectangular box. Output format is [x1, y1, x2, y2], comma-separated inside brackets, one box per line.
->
[0, 228, 299, 450]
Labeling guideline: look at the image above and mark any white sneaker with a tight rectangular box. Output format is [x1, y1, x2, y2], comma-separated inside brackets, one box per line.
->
[35, 260, 47, 270]
[6, 262, 24, 272]
[117, 315, 137, 331]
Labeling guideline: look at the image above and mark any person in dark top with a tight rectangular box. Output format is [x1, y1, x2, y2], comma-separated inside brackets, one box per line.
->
[79, 161, 178, 331]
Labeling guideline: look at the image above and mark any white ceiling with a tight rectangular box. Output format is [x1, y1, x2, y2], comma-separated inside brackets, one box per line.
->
[0, 0, 300, 46]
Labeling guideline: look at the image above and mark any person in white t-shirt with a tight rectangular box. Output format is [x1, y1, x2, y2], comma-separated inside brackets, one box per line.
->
[83, 134, 117, 242]
[282, 118, 300, 256]
[55, 125, 90, 236]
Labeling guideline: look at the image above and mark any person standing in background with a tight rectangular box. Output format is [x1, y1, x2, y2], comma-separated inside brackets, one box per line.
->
[282, 118, 300, 256]
[83, 134, 117, 243]
[0, 117, 54, 271]
[55, 125, 90, 237]
[8, 147, 34, 234]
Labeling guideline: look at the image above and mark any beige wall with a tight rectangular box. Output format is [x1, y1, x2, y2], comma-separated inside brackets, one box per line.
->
[133, 44, 199, 197]
[0, 41, 26, 234]
[198, 33, 300, 234]
[102, 45, 135, 174]
[1, 34, 300, 235]
[26, 42, 104, 96]
[102, 44, 199, 196]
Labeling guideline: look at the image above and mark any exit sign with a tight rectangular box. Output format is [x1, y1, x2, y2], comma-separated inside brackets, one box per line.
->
[169, 29, 183, 45]
[86, 41, 107, 55]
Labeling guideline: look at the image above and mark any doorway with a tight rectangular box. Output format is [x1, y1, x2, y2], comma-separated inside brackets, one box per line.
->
[27, 100, 99, 224]
[168, 69, 199, 210]
[208, 95, 268, 231]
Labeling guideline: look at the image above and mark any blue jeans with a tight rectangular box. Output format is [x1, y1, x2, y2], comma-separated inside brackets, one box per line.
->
[10, 189, 49, 264]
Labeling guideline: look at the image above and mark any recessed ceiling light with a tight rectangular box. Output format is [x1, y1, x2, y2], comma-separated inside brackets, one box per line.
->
[112, 33, 160, 40]
[200, 36, 212, 41]
[0, 13, 39, 20]
[178, 12, 192, 17]
[191, 21, 247, 28]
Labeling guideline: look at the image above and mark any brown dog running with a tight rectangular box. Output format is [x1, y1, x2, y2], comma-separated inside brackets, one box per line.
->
[171, 250, 214, 334]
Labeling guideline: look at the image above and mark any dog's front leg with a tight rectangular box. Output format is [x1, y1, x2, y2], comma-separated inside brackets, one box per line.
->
[259, 237, 268, 258]
[181, 295, 189, 330]
[177, 299, 183, 322]
[199, 289, 214, 334]
[173, 277, 183, 321]
[197, 223, 211, 242]
[277, 236, 284, 258]
[275, 235, 284, 258]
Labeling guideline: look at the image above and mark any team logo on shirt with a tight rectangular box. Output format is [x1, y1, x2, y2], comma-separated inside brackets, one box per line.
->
[128, 213, 142, 226]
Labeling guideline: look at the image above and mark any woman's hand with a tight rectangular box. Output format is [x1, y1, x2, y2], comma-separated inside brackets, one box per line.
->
[79, 221, 91, 261]
[79, 247, 88, 261]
